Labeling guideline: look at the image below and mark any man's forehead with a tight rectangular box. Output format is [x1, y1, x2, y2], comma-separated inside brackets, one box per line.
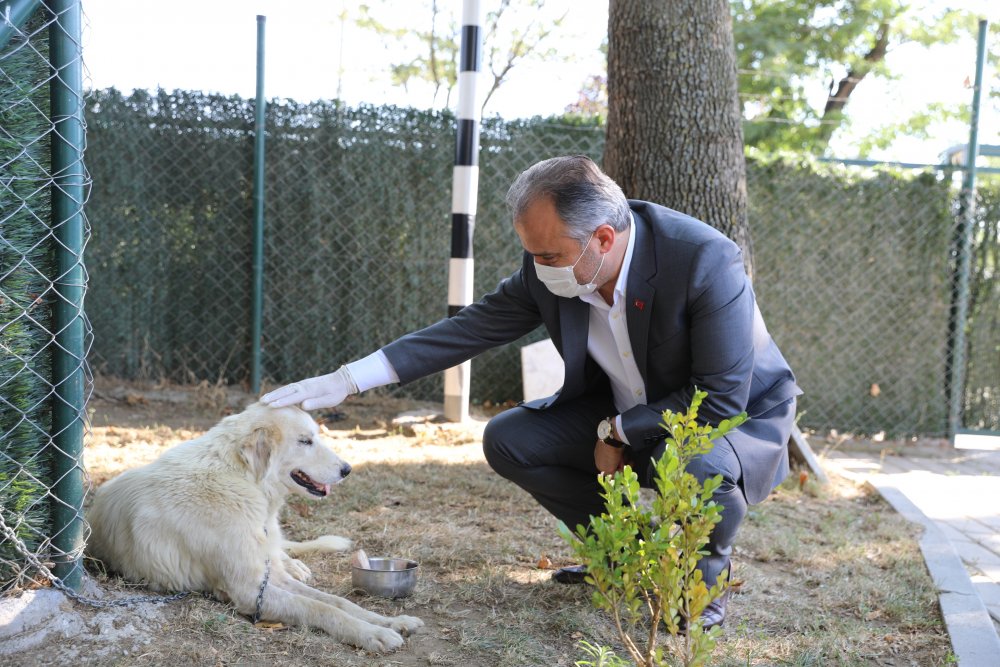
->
[515, 219, 576, 256]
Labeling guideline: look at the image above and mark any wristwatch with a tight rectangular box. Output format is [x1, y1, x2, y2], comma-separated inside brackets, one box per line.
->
[597, 417, 627, 449]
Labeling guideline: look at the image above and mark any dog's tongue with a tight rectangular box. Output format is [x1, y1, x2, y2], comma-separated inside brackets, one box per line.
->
[324, 483, 331, 496]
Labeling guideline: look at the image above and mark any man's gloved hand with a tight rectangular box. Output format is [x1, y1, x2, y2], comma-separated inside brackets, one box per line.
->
[260, 366, 359, 410]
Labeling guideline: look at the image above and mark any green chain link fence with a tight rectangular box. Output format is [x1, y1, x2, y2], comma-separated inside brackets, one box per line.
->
[82, 90, 998, 438]
[964, 184, 999, 430]
[83, 92, 608, 405]
[1, 0, 90, 593]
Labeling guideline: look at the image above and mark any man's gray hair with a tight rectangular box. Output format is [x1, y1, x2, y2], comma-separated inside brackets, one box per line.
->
[505, 155, 631, 241]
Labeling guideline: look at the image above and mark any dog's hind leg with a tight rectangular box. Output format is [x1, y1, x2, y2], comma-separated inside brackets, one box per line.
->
[277, 573, 424, 636]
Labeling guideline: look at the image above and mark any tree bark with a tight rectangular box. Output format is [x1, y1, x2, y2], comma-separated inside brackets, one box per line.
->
[604, 0, 753, 277]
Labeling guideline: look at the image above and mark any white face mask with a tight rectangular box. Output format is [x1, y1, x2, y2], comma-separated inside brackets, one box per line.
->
[533, 232, 605, 298]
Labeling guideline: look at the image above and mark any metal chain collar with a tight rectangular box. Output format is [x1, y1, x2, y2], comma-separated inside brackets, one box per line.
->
[251, 557, 271, 624]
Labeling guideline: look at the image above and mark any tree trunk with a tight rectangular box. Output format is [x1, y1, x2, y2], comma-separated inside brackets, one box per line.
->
[604, 0, 753, 277]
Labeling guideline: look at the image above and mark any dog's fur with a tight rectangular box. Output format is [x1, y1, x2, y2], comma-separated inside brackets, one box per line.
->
[86, 402, 422, 652]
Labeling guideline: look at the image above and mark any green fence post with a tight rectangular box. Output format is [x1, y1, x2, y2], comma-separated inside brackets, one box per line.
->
[48, 0, 87, 590]
[946, 19, 987, 444]
[251, 14, 266, 394]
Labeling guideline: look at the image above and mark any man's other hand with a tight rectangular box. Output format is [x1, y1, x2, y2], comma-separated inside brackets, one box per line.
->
[594, 440, 626, 476]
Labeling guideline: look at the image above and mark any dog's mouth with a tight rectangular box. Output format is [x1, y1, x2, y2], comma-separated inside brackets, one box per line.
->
[290, 469, 331, 497]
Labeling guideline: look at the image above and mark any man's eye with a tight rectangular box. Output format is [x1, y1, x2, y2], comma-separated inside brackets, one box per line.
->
[297, 437, 313, 446]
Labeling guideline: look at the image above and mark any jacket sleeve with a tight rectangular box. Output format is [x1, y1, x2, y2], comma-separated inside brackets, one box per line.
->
[381, 267, 544, 384]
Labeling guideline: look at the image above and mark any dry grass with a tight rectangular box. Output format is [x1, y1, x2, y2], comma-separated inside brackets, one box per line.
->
[5, 382, 953, 666]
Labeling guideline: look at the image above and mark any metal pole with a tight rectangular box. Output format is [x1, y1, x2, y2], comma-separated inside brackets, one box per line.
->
[0, 0, 43, 51]
[946, 19, 987, 444]
[251, 15, 266, 394]
[47, 0, 86, 591]
[443, 0, 483, 422]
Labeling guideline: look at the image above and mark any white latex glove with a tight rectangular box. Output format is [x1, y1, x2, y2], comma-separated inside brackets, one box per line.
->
[261, 366, 359, 410]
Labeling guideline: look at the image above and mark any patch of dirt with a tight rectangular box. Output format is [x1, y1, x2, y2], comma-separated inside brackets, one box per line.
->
[0, 379, 952, 666]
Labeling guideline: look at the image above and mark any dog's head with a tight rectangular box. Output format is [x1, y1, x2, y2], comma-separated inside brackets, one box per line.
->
[237, 402, 352, 498]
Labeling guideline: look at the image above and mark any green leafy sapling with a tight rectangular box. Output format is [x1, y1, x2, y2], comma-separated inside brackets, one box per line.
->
[559, 390, 747, 667]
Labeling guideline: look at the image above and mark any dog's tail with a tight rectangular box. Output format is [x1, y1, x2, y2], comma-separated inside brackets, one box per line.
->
[283, 535, 352, 556]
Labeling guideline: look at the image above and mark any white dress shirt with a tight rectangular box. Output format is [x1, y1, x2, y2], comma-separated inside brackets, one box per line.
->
[579, 217, 644, 443]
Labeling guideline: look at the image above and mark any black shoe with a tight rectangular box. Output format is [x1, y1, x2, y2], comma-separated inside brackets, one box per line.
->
[698, 586, 731, 629]
[676, 585, 732, 633]
[552, 564, 589, 584]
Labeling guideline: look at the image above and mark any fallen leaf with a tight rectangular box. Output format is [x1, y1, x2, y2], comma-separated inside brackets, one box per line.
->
[869, 383, 881, 397]
[570, 631, 584, 639]
[798, 471, 809, 491]
[537, 555, 552, 569]
[729, 578, 745, 592]
[254, 621, 286, 630]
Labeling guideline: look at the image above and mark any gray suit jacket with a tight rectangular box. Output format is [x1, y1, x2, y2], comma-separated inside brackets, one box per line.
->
[383, 200, 801, 502]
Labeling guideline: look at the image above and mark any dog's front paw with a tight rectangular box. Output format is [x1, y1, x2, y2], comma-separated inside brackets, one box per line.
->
[389, 614, 424, 636]
[283, 556, 312, 581]
[358, 626, 404, 653]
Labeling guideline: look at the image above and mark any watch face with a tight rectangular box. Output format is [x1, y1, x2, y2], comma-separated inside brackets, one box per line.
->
[597, 418, 612, 440]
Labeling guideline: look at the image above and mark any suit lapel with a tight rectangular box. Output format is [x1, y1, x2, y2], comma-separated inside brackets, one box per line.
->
[626, 211, 657, 384]
[558, 295, 591, 391]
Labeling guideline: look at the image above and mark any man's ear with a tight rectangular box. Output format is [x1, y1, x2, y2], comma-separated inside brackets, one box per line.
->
[595, 223, 616, 252]
[241, 425, 279, 480]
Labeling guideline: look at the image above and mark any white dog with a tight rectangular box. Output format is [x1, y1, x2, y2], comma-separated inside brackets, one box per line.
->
[86, 402, 422, 652]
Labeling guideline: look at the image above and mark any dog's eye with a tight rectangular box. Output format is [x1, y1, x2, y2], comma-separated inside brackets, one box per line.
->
[297, 437, 314, 447]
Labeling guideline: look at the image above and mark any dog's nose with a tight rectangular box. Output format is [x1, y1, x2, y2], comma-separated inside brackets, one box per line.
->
[341, 463, 352, 478]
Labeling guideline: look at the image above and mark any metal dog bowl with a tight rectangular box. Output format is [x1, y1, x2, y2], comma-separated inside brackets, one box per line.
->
[352, 557, 419, 598]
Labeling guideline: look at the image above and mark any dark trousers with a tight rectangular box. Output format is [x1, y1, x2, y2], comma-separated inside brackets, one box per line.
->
[483, 392, 796, 587]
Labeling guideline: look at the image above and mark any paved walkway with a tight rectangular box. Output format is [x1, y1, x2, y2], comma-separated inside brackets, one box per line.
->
[824, 435, 1000, 666]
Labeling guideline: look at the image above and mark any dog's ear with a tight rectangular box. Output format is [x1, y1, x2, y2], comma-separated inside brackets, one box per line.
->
[241, 425, 280, 480]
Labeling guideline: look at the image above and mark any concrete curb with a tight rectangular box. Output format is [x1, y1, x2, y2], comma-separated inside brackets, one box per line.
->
[829, 461, 1000, 666]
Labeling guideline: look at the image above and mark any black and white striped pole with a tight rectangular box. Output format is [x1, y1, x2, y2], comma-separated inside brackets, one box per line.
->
[444, 0, 483, 422]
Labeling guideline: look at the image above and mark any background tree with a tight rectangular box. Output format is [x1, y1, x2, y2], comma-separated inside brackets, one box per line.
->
[564, 73, 607, 119]
[603, 0, 754, 275]
[358, 0, 566, 113]
[570, 1, 993, 156]
[733, 0, 982, 154]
